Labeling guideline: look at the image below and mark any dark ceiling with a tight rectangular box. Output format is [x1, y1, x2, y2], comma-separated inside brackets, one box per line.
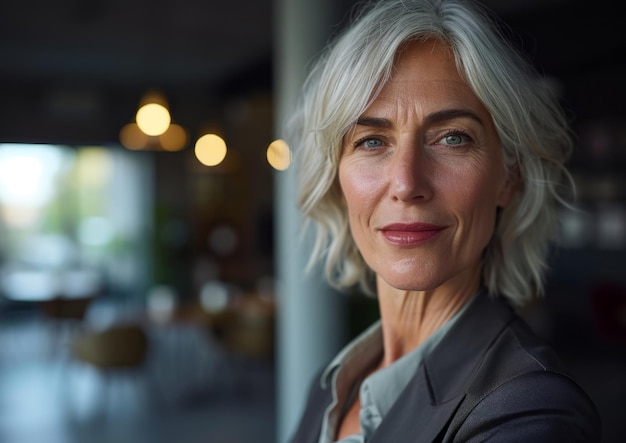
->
[0, 0, 624, 145]
[0, 0, 275, 145]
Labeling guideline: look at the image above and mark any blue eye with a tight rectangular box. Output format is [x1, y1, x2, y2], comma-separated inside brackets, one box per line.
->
[362, 138, 383, 149]
[444, 134, 464, 145]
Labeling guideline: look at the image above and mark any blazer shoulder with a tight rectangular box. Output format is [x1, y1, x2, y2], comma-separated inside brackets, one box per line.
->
[469, 315, 574, 394]
[454, 371, 601, 442]
[448, 318, 601, 442]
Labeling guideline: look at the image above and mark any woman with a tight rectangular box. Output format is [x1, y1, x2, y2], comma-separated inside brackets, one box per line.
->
[287, 0, 601, 442]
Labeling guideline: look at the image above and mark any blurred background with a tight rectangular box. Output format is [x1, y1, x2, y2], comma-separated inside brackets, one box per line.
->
[0, 0, 624, 442]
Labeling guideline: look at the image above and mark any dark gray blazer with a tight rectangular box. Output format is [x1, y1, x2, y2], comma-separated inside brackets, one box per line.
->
[289, 292, 601, 442]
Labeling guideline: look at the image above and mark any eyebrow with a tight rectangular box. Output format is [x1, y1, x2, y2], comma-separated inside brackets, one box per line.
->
[354, 116, 393, 128]
[355, 108, 485, 128]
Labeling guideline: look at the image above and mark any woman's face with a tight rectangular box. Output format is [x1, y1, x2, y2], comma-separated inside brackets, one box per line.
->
[338, 40, 516, 292]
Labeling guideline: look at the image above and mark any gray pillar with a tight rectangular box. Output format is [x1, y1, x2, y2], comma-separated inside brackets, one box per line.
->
[274, 1, 347, 442]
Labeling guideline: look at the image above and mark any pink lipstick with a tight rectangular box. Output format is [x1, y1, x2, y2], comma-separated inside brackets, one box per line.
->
[380, 223, 447, 246]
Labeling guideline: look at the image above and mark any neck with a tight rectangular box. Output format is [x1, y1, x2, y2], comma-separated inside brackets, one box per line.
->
[376, 272, 479, 367]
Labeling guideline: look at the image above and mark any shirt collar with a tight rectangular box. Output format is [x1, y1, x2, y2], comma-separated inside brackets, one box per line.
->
[320, 319, 383, 389]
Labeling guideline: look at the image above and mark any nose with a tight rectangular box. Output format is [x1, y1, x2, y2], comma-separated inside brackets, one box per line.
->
[389, 144, 433, 203]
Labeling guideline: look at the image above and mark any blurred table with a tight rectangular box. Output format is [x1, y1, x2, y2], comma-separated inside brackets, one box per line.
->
[1, 268, 102, 303]
[0, 267, 103, 351]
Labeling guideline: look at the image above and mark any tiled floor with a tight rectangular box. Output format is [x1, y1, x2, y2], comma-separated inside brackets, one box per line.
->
[0, 305, 276, 443]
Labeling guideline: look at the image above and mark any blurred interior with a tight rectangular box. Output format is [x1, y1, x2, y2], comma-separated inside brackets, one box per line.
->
[0, 0, 625, 442]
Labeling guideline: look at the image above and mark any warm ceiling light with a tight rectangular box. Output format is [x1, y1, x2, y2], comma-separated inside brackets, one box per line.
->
[160, 124, 188, 151]
[136, 103, 171, 136]
[195, 134, 227, 166]
[267, 139, 291, 170]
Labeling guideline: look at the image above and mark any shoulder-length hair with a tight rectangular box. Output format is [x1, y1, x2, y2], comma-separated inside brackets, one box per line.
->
[288, 0, 573, 306]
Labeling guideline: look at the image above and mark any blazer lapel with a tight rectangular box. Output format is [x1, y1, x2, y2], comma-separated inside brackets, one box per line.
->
[369, 365, 466, 442]
[425, 293, 515, 404]
[371, 292, 516, 442]
[288, 373, 333, 443]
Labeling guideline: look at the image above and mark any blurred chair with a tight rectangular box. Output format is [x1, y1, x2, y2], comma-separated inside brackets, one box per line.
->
[40, 295, 95, 354]
[72, 323, 148, 368]
[210, 294, 275, 395]
[39, 296, 92, 321]
[70, 323, 155, 417]
[223, 295, 275, 360]
[216, 294, 275, 393]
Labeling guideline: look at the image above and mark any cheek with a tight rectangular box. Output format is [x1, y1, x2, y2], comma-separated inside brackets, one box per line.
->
[448, 156, 506, 206]
[448, 168, 502, 244]
[338, 163, 383, 215]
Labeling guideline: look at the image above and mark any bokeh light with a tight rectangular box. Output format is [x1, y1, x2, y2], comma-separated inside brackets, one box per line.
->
[119, 123, 149, 150]
[159, 124, 188, 151]
[267, 139, 291, 170]
[195, 134, 227, 166]
[136, 103, 171, 136]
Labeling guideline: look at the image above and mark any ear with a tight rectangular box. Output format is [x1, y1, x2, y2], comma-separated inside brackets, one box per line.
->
[497, 163, 521, 209]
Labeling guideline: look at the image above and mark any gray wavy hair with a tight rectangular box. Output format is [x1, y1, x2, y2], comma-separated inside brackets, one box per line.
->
[288, 0, 574, 307]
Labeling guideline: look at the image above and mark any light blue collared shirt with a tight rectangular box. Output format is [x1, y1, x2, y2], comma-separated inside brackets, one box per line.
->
[318, 291, 479, 443]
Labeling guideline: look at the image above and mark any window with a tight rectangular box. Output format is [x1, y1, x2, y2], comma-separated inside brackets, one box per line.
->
[0, 144, 152, 304]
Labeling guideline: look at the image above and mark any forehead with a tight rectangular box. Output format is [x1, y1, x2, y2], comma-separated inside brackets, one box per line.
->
[367, 39, 487, 116]
[391, 39, 460, 82]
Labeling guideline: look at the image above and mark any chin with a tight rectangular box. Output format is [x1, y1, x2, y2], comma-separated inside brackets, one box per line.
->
[377, 272, 443, 293]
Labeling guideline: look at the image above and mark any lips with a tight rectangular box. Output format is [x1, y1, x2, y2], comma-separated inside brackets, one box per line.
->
[379, 223, 447, 245]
